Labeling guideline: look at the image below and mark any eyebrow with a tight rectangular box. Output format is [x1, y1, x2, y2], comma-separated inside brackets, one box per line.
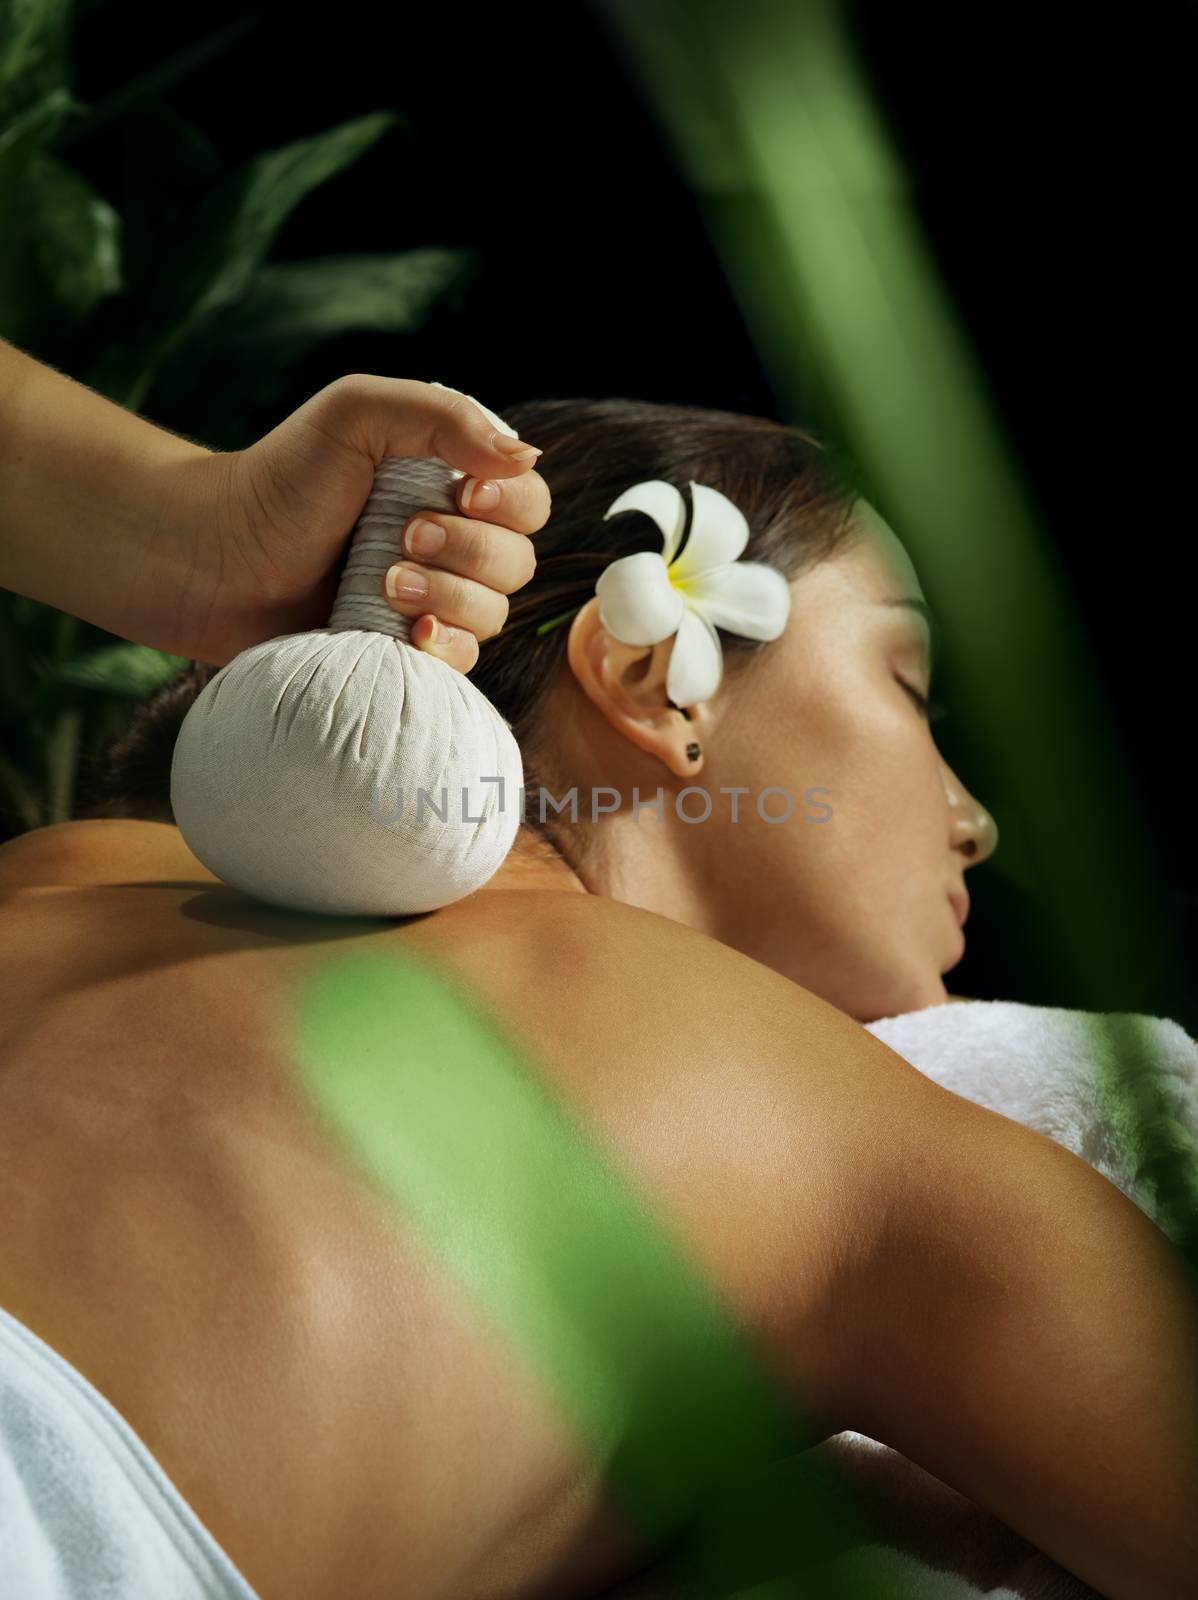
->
[880, 597, 938, 672]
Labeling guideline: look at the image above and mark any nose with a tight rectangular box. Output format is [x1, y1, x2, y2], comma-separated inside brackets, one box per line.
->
[943, 767, 998, 867]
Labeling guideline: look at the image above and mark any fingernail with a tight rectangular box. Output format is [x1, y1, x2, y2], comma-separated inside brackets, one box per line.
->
[461, 477, 501, 513]
[492, 433, 542, 461]
[385, 564, 429, 600]
[405, 517, 446, 557]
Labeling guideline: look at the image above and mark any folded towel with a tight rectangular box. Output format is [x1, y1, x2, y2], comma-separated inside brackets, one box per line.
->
[865, 1000, 1198, 1243]
[806, 999, 1198, 1600]
[0, 1302, 261, 1599]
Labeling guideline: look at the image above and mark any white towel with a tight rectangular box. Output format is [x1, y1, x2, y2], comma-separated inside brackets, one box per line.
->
[0, 1303, 261, 1600]
[803, 999, 1198, 1600]
[864, 1000, 1198, 1241]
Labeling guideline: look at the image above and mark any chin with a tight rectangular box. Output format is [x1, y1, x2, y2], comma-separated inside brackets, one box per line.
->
[843, 969, 949, 1026]
[941, 922, 968, 973]
[766, 941, 949, 1024]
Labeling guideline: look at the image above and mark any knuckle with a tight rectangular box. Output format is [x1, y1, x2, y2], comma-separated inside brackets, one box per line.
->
[481, 591, 510, 640]
[324, 372, 375, 412]
[327, 371, 366, 399]
[319, 373, 444, 444]
[459, 519, 491, 573]
[440, 569, 470, 618]
[307, 376, 360, 433]
[435, 387, 471, 426]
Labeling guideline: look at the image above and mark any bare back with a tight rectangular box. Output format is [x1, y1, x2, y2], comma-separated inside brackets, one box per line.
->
[0, 820, 913, 1599]
[5, 821, 1196, 1600]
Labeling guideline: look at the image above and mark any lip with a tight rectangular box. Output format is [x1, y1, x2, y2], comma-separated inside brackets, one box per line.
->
[947, 891, 970, 929]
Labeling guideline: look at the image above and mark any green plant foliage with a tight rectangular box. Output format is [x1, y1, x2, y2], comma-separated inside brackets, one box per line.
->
[46, 641, 192, 697]
[151, 248, 477, 448]
[83, 108, 409, 411]
[0, 0, 472, 836]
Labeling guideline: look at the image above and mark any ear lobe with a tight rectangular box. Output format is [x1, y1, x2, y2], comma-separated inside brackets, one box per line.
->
[566, 597, 703, 777]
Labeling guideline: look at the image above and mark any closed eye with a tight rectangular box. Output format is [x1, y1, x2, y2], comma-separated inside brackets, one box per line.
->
[899, 679, 949, 725]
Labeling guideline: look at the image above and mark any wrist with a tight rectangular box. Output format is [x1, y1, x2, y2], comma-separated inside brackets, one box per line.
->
[0, 340, 221, 656]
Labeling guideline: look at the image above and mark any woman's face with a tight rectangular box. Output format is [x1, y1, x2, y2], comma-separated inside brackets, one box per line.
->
[548, 497, 998, 1023]
[692, 500, 997, 1021]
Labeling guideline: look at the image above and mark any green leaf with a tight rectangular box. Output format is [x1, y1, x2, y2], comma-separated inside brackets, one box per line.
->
[146, 247, 478, 451]
[84, 110, 405, 409]
[46, 642, 190, 697]
[0, 741, 43, 832]
[0, 0, 73, 126]
[45, 703, 82, 822]
[0, 84, 79, 161]
[0, 590, 79, 666]
[197, 250, 476, 356]
[0, 609, 35, 712]
[27, 149, 123, 322]
[0, 87, 87, 341]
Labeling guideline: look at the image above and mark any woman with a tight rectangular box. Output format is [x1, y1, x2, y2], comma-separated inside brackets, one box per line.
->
[1, 360, 1196, 1599]
[88, 395, 990, 1021]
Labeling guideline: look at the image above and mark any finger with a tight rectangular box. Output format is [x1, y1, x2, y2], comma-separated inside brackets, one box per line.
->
[409, 613, 480, 674]
[400, 514, 537, 595]
[325, 373, 546, 486]
[383, 562, 510, 640]
[456, 469, 552, 534]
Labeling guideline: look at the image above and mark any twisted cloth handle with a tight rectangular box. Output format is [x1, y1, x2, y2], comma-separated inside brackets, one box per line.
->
[328, 377, 509, 640]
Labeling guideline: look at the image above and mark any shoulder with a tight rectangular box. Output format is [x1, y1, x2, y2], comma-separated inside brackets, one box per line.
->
[426, 885, 944, 1110]
[392, 886, 960, 1442]
[0, 819, 220, 891]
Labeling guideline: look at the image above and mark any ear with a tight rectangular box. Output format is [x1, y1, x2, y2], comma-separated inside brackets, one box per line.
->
[565, 596, 707, 778]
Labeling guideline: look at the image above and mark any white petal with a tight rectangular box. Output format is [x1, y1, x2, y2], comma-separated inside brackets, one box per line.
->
[603, 480, 688, 565]
[685, 562, 792, 641]
[596, 552, 686, 646]
[666, 605, 725, 706]
[670, 482, 750, 580]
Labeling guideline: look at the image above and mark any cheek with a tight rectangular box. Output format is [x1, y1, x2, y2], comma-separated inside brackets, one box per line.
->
[793, 685, 945, 861]
[779, 673, 912, 785]
[730, 659, 944, 864]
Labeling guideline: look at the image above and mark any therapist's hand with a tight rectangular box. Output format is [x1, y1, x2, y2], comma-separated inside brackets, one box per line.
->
[199, 374, 548, 672]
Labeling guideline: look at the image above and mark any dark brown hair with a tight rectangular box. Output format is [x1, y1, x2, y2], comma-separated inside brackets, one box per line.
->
[76, 396, 865, 851]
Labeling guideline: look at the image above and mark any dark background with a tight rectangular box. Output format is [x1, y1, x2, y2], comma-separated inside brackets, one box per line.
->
[63, 0, 1196, 1024]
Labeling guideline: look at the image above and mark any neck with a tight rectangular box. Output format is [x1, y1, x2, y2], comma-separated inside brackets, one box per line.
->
[478, 827, 592, 897]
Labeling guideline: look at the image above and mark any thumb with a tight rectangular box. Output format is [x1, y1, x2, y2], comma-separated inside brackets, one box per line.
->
[324, 373, 544, 483]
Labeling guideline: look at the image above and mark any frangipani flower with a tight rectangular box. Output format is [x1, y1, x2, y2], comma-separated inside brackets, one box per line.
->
[594, 479, 792, 706]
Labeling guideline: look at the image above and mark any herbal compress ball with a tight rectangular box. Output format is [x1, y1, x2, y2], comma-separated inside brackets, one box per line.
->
[170, 394, 525, 917]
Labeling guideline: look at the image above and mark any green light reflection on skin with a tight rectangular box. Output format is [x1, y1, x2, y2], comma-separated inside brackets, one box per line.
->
[287, 946, 893, 1596]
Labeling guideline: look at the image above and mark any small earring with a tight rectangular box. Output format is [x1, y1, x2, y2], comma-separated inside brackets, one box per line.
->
[686, 742, 701, 762]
